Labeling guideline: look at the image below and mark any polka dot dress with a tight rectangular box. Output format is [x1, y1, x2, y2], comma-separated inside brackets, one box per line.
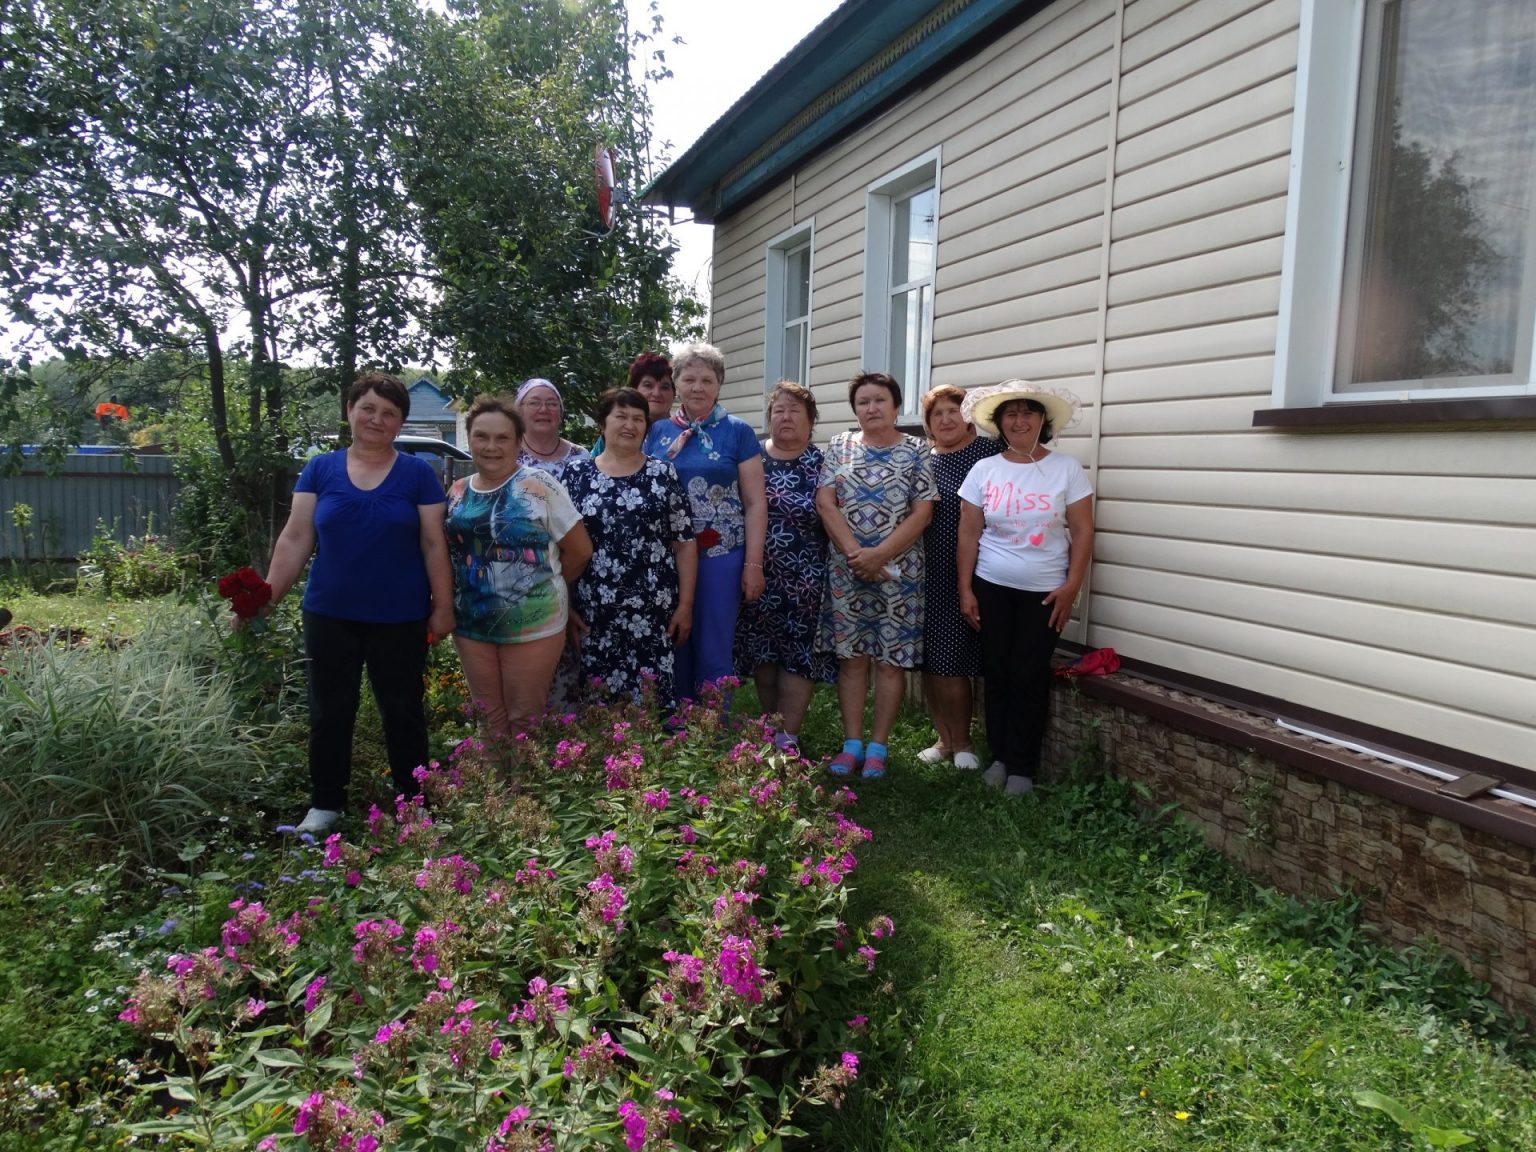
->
[923, 434, 1003, 676]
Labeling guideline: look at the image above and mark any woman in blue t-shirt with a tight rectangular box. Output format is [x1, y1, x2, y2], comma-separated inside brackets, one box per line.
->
[266, 373, 455, 835]
[642, 342, 766, 700]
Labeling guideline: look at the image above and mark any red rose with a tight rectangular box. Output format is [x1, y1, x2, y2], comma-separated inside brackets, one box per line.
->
[696, 528, 721, 550]
[218, 566, 273, 617]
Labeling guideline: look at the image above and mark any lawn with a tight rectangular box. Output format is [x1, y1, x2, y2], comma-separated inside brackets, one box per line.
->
[1, 589, 1534, 1151]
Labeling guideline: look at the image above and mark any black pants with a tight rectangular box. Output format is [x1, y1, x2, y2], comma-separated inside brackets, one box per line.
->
[303, 611, 429, 812]
[974, 576, 1061, 779]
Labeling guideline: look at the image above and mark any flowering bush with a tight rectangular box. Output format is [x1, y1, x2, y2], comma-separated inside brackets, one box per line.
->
[114, 684, 893, 1149]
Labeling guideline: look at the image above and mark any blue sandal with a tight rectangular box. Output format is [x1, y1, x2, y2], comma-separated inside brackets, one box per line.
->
[827, 751, 861, 777]
[861, 755, 887, 780]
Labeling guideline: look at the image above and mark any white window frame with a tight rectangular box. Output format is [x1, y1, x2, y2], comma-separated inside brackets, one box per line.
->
[1273, 0, 1536, 407]
[763, 220, 814, 401]
[862, 147, 941, 418]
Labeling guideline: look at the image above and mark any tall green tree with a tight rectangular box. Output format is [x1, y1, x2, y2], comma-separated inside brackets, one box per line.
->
[398, 0, 702, 411]
[0, 0, 429, 557]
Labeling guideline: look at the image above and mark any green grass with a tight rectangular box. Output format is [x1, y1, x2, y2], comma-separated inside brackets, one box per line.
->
[777, 696, 1536, 1151]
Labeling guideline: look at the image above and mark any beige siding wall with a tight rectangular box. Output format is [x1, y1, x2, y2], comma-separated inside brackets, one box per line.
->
[706, 0, 1536, 768]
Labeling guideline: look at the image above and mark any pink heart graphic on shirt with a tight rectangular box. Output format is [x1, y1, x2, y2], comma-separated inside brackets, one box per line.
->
[1028, 531, 1045, 546]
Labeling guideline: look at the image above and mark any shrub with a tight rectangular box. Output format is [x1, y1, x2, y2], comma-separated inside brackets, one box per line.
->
[0, 609, 268, 873]
[114, 685, 891, 1149]
[80, 518, 201, 599]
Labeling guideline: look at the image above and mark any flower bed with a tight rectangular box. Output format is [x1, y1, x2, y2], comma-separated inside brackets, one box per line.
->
[116, 686, 891, 1150]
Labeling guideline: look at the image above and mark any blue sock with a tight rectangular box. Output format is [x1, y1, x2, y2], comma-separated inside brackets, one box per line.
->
[866, 742, 888, 762]
[841, 739, 864, 759]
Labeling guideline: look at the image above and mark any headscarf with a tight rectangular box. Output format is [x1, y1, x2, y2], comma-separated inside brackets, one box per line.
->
[666, 403, 727, 459]
[515, 377, 562, 415]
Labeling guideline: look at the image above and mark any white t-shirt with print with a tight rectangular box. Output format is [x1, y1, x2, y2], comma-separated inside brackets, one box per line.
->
[958, 451, 1093, 592]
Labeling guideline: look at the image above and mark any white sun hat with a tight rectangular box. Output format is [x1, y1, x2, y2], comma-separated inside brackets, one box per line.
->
[962, 379, 1081, 438]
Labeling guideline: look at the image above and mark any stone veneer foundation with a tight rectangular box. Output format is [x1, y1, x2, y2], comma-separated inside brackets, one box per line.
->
[1040, 674, 1536, 1023]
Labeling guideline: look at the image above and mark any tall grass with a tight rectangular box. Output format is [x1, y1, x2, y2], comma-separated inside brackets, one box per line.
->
[0, 610, 264, 873]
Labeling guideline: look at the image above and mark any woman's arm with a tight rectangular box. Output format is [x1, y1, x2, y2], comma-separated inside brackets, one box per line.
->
[816, 484, 861, 558]
[956, 499, 984, 631]
[557, 521, 593, 585]
[265, 492, 318, 604]
[1043, 494, 1095, 631]
[668, 538, 698, 644]
[419, 503, 455, 642]
[737, 453, 767, 603]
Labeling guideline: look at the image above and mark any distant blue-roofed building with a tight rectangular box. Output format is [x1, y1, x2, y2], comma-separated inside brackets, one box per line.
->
[404, 376, 460, 445]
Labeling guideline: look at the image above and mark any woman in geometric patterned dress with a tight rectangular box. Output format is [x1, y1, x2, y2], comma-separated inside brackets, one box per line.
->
[816, 372, 937, 780]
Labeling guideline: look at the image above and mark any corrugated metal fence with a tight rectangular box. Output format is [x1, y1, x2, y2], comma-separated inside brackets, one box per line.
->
[0, 453, 180, 560]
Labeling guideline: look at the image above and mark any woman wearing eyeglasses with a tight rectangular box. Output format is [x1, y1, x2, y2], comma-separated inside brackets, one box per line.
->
[515, 378, 590, 477]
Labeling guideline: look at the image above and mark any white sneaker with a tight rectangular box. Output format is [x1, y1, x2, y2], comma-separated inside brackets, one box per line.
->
[1004, 774, 1035, 796]
[916, 743, 948, 765]
[296, 808, 342, 835]
[981, 762, 1007, 789]
[953, 750, 981, 771]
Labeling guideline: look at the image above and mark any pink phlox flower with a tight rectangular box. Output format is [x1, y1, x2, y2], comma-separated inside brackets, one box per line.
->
[870, 915, 896, 939]
[365, 804, 388, 838]
[848, 1014, 870, 1032]
[322, 833, 345, 866]
[294, 1091, 325, 1135]
[303, 975, 328, 1012]
[678, 824, 697, 844]
[642, 788, 669, 810]
[749, 777, 781, 805]
[618, 1099, 647, 1151]
[514, 857, 557, 885]
[551, 738, 587, 770]
[857, 945, 878, 972]
[586, 873, 627, 930]
[245, 997, 267, 1018]
[716, 934, 765, 1004]
[374, 1019, 408, 1046]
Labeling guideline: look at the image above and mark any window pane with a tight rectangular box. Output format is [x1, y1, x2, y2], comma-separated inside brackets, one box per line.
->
[781, 323, 804, 386]
[1339, 0, 1536, 389]
[891, 186, 937, 286]
[888, 285, 927, 396]
[784, 245, 811, 321]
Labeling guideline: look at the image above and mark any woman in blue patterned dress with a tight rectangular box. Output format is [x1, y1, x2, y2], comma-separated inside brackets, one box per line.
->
[816, 372, 937, 779]
[733, 381, 834, 757]
[564, 389, 698, 711]
[643, 342, 766, 700]
[445, 394, 592, 741]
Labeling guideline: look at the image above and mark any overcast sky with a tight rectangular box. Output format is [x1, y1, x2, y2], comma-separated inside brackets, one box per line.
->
[628, 0, 842, 301]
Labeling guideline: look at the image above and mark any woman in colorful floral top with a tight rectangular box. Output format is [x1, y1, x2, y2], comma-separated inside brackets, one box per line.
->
[446, 394, 592, 741]
[642, 342, 766, 699]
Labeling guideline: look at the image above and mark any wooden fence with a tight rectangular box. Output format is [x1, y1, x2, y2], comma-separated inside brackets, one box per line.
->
[0, 452, 180, 561]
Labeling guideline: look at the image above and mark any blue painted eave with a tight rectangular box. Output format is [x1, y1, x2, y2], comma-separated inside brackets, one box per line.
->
[645, 0, 1045, 222]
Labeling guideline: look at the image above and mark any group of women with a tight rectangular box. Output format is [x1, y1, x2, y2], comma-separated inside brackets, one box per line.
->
[267, 350, 1095, 834]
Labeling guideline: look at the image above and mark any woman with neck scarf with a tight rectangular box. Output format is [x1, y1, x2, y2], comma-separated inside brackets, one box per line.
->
[515, 378, 590, 477]
[642, 342, 766, 700]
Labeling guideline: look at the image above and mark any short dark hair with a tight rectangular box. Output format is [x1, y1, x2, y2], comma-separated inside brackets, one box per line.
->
[347, 372, 410, 420]
[595, 386, 650, 426]
[995, 397, 1053, 444]
[464, 393, 525, 439]
[848, 371, 901, 410]
[627, 351, 672, 388]
[767, 380, 818, 425]
[920, 384, 969, 433]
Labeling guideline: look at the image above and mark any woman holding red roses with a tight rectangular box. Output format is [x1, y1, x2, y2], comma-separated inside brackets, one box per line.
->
[265, 372, 454, 836]
[641, 342, 765, 700]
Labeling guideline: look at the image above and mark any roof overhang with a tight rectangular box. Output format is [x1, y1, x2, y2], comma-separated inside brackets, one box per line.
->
[644, 0, 1051, 223]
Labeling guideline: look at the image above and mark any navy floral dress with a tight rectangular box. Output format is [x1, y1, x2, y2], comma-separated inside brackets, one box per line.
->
[734, 447, 836, 683]
[562, 457, 695, 709]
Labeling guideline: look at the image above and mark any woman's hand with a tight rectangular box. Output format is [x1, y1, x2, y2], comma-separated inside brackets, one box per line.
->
[428, 603, 455, 644]
[741, 562, 765, 603]
[959, 586, 980, 631]
[668, 601, 694, 645]
[1042, 584, 1079, 632]
[847, 545, 890, 583]
[566, 607, 588, 654]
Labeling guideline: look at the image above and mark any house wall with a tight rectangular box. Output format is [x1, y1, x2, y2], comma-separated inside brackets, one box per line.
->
[706, 0, 1536, 770]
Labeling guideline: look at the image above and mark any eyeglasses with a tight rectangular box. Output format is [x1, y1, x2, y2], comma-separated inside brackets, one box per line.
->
[521, 399, 561, 411]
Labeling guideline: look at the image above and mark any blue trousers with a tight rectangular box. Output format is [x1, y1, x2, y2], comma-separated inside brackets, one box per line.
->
[674, 548, 744, 701]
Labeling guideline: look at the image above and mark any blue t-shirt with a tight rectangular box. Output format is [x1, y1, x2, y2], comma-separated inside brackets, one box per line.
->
[643, 413, 762, 558]
[294, 450, 446, 623]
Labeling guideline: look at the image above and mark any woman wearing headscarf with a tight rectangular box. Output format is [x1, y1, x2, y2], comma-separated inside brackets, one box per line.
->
[515, 377, 590, 476]
[957, 380, 1094, 796]
[642, 341, 766, 700]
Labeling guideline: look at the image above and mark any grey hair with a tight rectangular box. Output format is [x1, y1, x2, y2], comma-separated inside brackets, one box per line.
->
[670, 341, 725, 387]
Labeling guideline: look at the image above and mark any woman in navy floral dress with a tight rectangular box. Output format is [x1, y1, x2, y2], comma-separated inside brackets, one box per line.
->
[734, 382, 834, 756]
[563, 388, 697, 712]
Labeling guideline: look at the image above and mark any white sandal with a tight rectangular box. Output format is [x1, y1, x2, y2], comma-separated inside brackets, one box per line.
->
[916, 743, 950, 765]
[953, 750, 981, 771]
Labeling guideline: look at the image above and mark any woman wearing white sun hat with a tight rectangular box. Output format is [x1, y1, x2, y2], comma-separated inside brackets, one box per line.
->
[956, 380, 1094, 796]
